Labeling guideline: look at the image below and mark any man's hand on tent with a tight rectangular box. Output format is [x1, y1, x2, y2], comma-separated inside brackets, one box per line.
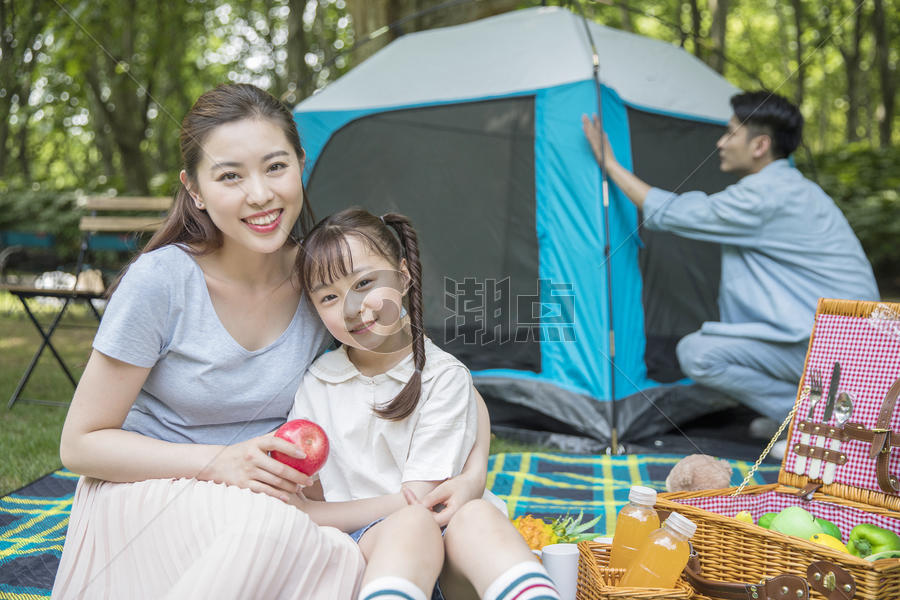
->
[581, 113, 652, 210]
[582, 114, 619, 168]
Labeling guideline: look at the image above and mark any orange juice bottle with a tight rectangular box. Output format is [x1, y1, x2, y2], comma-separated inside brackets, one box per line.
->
[609, 486, 659, 569]
[619, 512, 696, 589]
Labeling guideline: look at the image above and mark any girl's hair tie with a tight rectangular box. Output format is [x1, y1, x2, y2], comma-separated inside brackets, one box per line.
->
[379, 215, 386, 225]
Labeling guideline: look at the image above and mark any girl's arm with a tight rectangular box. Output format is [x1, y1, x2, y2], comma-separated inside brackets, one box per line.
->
[418, 389, 491, 526]
[60, 350, 312, 502]
[289, 480, 439, 533]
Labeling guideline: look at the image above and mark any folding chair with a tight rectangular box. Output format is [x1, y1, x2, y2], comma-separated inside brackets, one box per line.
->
[2, 196, 172, 408]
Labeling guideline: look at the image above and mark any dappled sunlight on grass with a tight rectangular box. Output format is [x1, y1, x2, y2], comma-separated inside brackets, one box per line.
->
[0, 335, 27, 350]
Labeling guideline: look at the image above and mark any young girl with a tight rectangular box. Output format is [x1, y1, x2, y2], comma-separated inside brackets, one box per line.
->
[52, 84, 490, 600]
[288, 209, 560, 600]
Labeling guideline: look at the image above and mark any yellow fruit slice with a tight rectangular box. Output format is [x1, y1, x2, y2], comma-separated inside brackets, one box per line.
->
[810, 533, 849, 553]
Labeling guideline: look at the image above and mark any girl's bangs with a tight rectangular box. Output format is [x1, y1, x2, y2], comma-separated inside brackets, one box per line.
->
[300, 230, 384, 292]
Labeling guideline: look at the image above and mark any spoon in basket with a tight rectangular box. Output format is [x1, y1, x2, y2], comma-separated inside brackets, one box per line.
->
[822, 392, 853, 485]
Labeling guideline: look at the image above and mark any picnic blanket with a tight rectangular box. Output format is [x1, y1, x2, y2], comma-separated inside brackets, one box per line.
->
[489, 452, 779, 534]
[0, 470, 78, 600]
[0, 454, 779, 598]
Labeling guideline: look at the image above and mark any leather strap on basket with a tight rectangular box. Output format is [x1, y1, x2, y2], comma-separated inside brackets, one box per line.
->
[843, 376, 900, 494]
[684, 555, 809, 600]
[806, 561, 855, 600]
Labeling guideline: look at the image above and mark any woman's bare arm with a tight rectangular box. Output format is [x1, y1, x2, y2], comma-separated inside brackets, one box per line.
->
[60, 350, 312, 502]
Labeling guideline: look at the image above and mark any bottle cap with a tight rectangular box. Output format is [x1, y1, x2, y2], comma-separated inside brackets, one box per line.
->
[664, 511, 697, 539]
[628, 486, 657, 506]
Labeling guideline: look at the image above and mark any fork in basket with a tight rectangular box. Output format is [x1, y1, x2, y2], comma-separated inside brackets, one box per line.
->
[792, 369, 823, 476]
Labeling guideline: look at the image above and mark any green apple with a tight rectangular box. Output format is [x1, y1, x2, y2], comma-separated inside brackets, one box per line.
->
[770, 507, 824, 540]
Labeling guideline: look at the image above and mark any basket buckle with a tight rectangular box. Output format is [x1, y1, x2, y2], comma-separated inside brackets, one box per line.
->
[807, 560, 855, 599]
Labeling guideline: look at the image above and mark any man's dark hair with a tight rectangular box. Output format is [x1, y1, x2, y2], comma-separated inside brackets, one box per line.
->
[730, 91, 803, 159]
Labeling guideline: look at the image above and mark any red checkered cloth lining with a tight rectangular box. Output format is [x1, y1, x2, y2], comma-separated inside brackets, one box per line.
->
[784, 313, 900, 494]
[672, 489, 900, 538]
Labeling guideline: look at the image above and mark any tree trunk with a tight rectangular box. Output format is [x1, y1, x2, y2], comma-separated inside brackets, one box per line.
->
[14, 71, 35, 182]
[0, 0, 43, 180]
[85, 78, 118, 181]
[708, 0, 727, 73]
[344, 0, 519, 67]
[789, 0, 805, 108]
[872, 0, 895, 147]
[81, 0, 154, 194]
[16, 83, 31, 181]
[0, 0, 10, 178]
[840, 7, 865, 142]
[344, 0, 395, 65]
[686, 0, 703, 61]
[84, 59, 150, 193]
[287, 0, 315, 101]
[617, 1, 633, 31]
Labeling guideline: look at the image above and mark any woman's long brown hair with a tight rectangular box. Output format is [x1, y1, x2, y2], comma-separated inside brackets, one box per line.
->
[109, 84, 314, 294]
[297, 208, 426, 421]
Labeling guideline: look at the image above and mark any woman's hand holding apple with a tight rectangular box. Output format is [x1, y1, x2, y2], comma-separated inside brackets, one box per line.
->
[270, 419, 330, 476]
[198, 433, 314, 503]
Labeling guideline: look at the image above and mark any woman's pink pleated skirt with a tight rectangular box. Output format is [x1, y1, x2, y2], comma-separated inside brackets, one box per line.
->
[52, 477, 365, 599]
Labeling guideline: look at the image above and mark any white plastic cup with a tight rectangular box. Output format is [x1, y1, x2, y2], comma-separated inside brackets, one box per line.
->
[540, 543, 579, 600]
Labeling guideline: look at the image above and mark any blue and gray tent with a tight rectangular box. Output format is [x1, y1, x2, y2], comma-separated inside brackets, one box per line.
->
[293, 6, 740, 446]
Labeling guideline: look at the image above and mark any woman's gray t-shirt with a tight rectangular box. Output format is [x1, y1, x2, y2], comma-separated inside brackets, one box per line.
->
[93, 245, 328, 445]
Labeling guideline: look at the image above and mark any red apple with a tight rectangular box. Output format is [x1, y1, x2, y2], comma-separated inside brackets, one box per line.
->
[271, 419, 329, 475]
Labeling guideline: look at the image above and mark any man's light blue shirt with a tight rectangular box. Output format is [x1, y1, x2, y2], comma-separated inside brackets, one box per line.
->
[643, 159, 879, 343]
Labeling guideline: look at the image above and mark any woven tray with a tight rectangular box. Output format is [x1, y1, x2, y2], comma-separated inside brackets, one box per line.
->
[577, 541, 694, 600]
[657, 299, 900, 600]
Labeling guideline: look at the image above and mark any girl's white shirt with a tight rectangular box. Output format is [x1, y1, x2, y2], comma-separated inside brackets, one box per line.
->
[289, 338, 477, 502]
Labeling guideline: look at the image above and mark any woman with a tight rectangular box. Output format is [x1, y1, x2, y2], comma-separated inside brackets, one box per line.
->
[52, 84, 491, 600]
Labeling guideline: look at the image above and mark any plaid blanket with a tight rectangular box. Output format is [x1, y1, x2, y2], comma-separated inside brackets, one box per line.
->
[0, 470, 78, 600]
[488, 452, 780, 535]
[0, 455, 779, 598]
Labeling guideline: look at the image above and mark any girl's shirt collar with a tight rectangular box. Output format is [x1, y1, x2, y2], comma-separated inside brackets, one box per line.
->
[308, 338, 453, 384]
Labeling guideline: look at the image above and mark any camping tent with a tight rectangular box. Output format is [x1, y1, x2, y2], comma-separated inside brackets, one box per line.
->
[293, 6, 740, 445]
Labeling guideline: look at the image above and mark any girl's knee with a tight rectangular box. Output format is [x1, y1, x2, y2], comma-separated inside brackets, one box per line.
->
[384, 504, 442, 540]
[445, 499, 505, 541]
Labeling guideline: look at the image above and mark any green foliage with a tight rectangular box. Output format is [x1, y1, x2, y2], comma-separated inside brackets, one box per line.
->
[796, 145, 900, 292]
[0, 190, 82, 258]
[1, 0, 353, 195]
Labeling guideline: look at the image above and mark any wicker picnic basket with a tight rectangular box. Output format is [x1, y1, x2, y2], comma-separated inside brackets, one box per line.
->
[577, 540, 694, 600]
[654, 298, 900, 600]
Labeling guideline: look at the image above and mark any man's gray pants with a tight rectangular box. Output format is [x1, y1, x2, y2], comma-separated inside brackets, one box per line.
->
[676, 330, 809, 421]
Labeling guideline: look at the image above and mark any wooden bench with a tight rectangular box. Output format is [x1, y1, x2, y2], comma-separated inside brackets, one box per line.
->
[2, 196, 172, 408]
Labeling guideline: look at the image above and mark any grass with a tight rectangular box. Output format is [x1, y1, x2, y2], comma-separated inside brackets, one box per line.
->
[0, 292, 95, 495]
[0, 291, 551, 496]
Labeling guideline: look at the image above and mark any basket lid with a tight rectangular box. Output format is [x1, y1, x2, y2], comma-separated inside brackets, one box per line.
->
[778, 299, 900, 510]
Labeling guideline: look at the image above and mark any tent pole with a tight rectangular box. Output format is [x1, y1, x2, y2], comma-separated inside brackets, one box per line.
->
[575, 3, 622, 454]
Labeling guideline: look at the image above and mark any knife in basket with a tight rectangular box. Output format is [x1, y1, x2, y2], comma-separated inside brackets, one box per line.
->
[808, 361, 840, 480]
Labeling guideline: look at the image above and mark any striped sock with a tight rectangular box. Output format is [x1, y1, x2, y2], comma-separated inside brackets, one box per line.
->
[483, 562, 561, 600]
[358, 576, 427, 600]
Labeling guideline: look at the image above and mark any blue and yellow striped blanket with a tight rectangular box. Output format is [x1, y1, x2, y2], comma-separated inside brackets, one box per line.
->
[0, 454, 778, 599]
